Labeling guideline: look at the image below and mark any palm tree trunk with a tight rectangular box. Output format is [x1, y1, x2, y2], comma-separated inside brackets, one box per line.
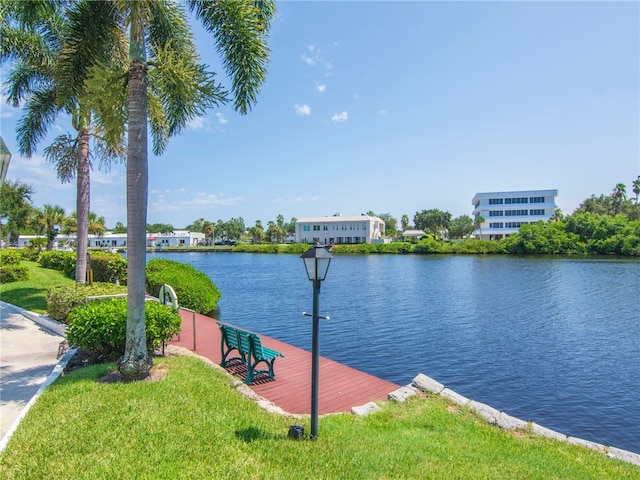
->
[75, 129, 90, 284]
[118, 57, 151, 380]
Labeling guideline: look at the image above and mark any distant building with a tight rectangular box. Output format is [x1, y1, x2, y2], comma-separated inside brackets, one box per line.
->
[17, 230, 204, 249]
[295, 214, 386, 245]
[471, 189, 559, 240]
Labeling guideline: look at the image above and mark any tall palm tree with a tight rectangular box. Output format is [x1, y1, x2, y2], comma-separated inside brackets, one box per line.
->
[0, 0, 126, 283]
[632, 177, 640, 204]
[60, 0, 275, 380]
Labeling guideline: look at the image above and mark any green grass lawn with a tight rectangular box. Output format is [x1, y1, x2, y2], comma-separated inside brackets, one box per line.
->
[1, 261, 638, 479]
[0, 261, 75, 313]
[0, 356, 638, 479]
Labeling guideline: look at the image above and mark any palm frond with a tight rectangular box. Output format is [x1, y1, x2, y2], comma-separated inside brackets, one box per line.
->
[187, 0, 274, 114]
[43, 133, 79, 183]
[15, 86, 58, 156]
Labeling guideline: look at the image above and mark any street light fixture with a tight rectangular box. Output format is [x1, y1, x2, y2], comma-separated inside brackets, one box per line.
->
[301, 243, 333, 439]
[0, 136, 11, 185]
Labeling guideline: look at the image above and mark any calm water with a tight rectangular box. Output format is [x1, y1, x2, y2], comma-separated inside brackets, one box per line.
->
[151, 252, 639, 453]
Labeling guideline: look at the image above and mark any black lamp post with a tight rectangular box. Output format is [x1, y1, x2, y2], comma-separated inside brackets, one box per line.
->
[301, 243, 333, 439]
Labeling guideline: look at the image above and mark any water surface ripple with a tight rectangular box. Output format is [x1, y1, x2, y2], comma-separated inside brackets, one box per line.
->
[152, 252, 639, 453]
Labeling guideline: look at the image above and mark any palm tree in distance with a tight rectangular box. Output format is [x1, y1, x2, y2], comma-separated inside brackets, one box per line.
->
[59, 0, 276, 380]
[35, 204, 66, 250]
[1, 1, 126, 283]
[632, 177, 640, 204]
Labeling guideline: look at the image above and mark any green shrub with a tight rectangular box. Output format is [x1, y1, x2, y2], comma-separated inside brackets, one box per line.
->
[277, 243, 310, 254]
[66, 298, 181, 359]
[0, 249, 22, 265]
[39, 250, 76, 278]
[0, 264, 29, 283]
[146, 258, 221, 314]
[46, 282, 128, 323]
[331, 244, 379, 254]
[378, 242, 414, 254]
[89, 251, 127, 284]
[20, 248, 41, 261]
[232, 243, 279, 253]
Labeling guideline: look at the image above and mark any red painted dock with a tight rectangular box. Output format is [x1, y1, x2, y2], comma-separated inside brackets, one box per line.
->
[169, 309, 400, 415]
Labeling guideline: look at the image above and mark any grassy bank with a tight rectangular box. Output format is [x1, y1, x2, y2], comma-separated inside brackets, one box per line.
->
[1, 265, 638, 478]
[1, 356, 638, 479]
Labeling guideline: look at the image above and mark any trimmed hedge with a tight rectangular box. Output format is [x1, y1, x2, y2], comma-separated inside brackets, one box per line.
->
[47, 282, 128, 323]
[146, 258, 220, 314]
[0, 249, 23, 265]
[0, 264, 29, 283]
[38, 250, 127, 283]
[39, 251, 76, 278]
[66, 298, 181, 359]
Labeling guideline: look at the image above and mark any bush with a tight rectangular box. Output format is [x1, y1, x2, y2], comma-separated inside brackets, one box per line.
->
[46, 282, 128, 323]
[89, 251, 127, 284]
[146, 258, 221, 314]
[20, 248, 41, 261]
[378, 242, 414, 254]
[66, 298, 181, 359]
[232, 243, 279, 253]
[39, 250, 76, 278]
[0, 264, 29, 283]
[0, 249, 22, 266]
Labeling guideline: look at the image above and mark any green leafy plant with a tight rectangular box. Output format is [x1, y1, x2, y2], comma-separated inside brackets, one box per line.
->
[46, 282, 128, 323]
[88, 251, 127, 284]
[38, 250, 76, 278]
[66, 298, 181, 358]
[0, 264, 29, 283]
[0, 249, 23, 265]
[146, 258, 221, 314]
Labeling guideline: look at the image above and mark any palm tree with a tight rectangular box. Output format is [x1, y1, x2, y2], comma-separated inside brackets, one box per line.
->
[34, 204, 66, 250]
[1, 1, 125, 283]
[632, 177, 640, 204]
[59, 0, 275, 380]
[612, 183, 627, 214]
[474, 215, 486, 240]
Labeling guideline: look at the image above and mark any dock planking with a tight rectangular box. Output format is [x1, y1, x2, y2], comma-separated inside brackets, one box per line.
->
[170, 308, 400, 415]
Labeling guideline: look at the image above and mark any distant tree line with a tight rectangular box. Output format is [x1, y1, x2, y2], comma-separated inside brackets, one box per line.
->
[2, 180, 639, 255]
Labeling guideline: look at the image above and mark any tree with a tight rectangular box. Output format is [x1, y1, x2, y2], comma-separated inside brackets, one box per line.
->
[1, 1, 125, 283]
[449, 215, 474, 239]
[34, 204, 66, 250]
[202, 220, 214, 241]
[0, 180, 33, 246]
[474, 215, 486, 239]
[112, 222, 127, 234]
[612, 183, 627, 214]
[401, 214, 410, 231]
[59, 0, 275, 380]
[376, 213, 398, 236]
[632, 177, 640, 204]
[248, 220, 264, 244]
[414, 209, 452, 238]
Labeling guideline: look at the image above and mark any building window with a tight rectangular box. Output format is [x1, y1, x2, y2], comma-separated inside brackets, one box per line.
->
[505, 209, 528, 216]
[489, 198, 503, 205]
[489, 211, 504, 217]
[489, 222, 504, 228]
[474, 200, 480, 208]
[505, 197, 529, 204]
[530, 209, 545, 216]
[323, 225, 328, 231]
[530, 196, 544, 203]
[505, 221, 529, 228]
[313, 225, 321, 231]
[303, 225, 310, 232]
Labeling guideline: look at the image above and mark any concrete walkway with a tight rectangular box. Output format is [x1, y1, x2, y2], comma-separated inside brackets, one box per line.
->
[0, 302, 70, 450]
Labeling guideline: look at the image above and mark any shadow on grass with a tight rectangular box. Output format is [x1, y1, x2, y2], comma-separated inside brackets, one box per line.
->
[0, 287, 49, 312]
[235, 427, 285, 443]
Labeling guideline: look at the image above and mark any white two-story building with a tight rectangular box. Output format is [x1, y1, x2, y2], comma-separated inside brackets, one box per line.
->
[295, 214, 386, 245]
[17, 230, 205, 249]
[471, 189, 559, 240]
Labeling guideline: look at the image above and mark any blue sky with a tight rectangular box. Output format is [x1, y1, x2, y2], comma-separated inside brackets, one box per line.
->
[1, 1, 638, 229]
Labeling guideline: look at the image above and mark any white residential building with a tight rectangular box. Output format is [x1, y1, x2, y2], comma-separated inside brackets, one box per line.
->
[295, 214, 386, 245]
[17, 230, 205, 249]
[471, 189, 559, 240]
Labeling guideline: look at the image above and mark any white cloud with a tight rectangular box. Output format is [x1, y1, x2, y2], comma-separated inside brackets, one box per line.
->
[187, 116, 210, 130]
[294, 104, 311, 116]
[301, 55, 316, 66]
[331, 111, 348, 123]
[378, 109, 388, 116]
[215, 113, 228, 125]
[316, 83, 326, 93]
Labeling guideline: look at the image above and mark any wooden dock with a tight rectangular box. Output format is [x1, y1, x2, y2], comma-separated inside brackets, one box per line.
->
[169, 309, 400, 415]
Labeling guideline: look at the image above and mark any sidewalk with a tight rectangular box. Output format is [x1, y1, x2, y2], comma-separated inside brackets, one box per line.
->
[0, 302, 72, 450]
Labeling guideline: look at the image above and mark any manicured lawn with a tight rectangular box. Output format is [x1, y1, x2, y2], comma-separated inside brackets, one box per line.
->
[0, 356, 638, 479]
[0, 261, 75, 313]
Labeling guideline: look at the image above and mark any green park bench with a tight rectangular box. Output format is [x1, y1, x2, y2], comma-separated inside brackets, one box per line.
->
[217, 322, 284, 385]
